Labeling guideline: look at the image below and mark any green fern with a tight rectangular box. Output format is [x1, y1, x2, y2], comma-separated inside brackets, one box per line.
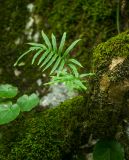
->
[45, 70, 87, 90]
[45, 69, 94, 91]
[14, 31, 94, 91]
[14, 31, 82, 77]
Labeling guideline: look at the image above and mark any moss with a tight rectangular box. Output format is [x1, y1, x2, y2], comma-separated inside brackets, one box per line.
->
[92, 31, 129, 157]
[93, 30, 129, 68]
[0, 96, 87, 160]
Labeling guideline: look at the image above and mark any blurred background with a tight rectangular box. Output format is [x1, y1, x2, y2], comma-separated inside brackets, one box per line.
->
[0, 0, 129, 104]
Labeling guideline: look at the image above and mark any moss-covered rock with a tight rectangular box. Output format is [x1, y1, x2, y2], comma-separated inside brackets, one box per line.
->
[93, 30, 129, 68]
[0, 96, 87, 160]
[92, 31, 129, 158]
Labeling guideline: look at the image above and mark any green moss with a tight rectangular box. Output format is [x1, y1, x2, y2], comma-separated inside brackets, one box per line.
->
[92, 31, 129, 157]
[0, 96, 87, 160]
[93, 30, 129, 67]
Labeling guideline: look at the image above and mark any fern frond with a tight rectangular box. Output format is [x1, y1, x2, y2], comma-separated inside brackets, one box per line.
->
[69, 58, 83, 67]
[14, 49, 32, 66]
[45, 70, 87, 91]
[41, 31, 52, 49]
[27, 42, 47, 50]
[42, 54, 58, 72]
[31, 48, 44, 64]
[63, 39, 81, 57]
[68, 63, 79, 77]
[73, 79, 87, 90]
[30, 46, 41, 50]
[80, 73, 95, 78]
[40, 51, 54, 69]
[14, 31, 81, 75]
[58, 32, 66, 56]
[37, 49, 50, 65]
[14, 31, 94, 92]
[58, 59, 65, 72]
[50, 57, 62, 75]
[51, 33, 57, 52]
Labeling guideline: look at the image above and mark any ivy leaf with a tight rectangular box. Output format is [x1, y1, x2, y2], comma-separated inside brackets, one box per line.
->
[17, 93, 39, 112]
[0, 102, 20, 125]
[0, 84, 18, 98]
[93, 139, 124, 160]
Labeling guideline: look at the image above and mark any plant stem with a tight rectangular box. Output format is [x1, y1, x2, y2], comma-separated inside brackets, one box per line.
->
[116, 0, 120, 33]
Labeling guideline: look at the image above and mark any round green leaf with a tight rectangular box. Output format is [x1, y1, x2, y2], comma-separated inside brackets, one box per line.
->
[0, 102, 20, 125]
[93, 139, 124, 160]
[17, 93, 39, 112]
[0, 84, 18, 98]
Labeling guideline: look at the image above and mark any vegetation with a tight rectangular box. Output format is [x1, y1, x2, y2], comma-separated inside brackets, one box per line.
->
[92, 31, 129, 159]
[93, 30, 129, 67]
[14, 31, 94, 91]
[0, 0, 125, 93]
[0, 96, 87, 160]
[0, 84, 39, 125]
[93, 139, 124, 160]
[0, 0, 129, 159]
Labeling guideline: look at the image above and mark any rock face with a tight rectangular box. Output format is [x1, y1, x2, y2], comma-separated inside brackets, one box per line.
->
[0, 31, 129, 159]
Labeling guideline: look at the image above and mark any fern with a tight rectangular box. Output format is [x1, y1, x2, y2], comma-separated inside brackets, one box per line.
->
[44, 70, 88, 91]
[14, 31, 82, 77]
[14, 31, 94, 91]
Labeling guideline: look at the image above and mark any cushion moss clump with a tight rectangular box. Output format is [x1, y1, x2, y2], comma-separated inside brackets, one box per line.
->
[0, 96, 86, 160]
[93, 30, 129, 67]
